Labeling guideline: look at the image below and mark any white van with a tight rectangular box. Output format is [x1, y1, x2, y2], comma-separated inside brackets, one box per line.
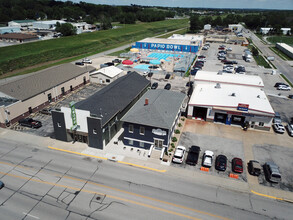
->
[287, 123, 293, 136]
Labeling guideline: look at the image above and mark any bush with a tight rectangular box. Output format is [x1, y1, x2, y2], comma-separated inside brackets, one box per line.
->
[181, 117, 185, 121]
[171, 143, 175, 148]
[178, 123, 182, 127]
[172, 137, 177, 142]
[168, 148, 173, 152]
[175, 129, 180, 134]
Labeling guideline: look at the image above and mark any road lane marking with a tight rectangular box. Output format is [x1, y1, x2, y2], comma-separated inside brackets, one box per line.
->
[48, 146, 166, 173]
[2, 171, 200, 220]
[1, 160, 229, 220]
[250, 190, 293, 203]
[23, 213, 39, 219]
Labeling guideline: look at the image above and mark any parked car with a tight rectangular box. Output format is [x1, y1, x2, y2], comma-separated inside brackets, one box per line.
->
[218, 50, 227, 54]
[40, 107, 52, 115]
[288, 95, 293, 99]
[112, 59, 121, 63]
[82, 58, 92, 64]
[148, 72, 153, 77]
[75, 62, 84, 66]
[218, 56, 226, 60]
[218, 47, 225, 50]
[287, 123, 293, 136]
[277, 85, 291, 91]
[151, 82, 158, 89]
[274, 82, 288, 87]
[232, 157, 243, 173]
[263, 162, 281, 183]
[202, 150, 214, 167]
[198, 55, 206, 59]
[273, 123, 285, 134]
[105, 62, 114, 66]
[186, 146, 200, 166]
[248, 160, 262, 176]
[226, 47, 232, 51]
[18, 118, 42, 128]
[165, 73, 171, 79]
[273, 112, 282, 124]
[215, 155, 227, 171]
[0, 180, 4, 189]
[164, 83, 171, 90]
[172, 146, 186, 164]
[202, 46, 209, 50]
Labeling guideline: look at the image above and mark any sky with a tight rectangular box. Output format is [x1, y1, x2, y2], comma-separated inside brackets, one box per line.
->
[62, 0, 293, 10]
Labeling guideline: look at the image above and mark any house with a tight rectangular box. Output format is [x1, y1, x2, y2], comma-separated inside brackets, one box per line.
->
[187, 71, 275, 131]
[0, 33, 39, 43]
[51, 72, 150, 149]
[122, 89, 185, 150]
[204, 24, 211, 31]
[90, 66, 123, 84]
[0, 63, 95, 127]
[260, 28, 273, 35]
[281, 28, 291, 35]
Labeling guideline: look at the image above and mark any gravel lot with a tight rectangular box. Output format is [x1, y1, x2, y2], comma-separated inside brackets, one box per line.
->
[171, 131, 247, 182]
[253, 144, 293, 192]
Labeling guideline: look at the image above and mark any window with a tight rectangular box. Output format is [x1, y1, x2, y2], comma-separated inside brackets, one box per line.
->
[129, 124, 134, 133]
[139, 126, 145, 135]
[259, 122, 264, 127]
[139, 142, 144, 148]
[106, 79, 111, 83]
[48, 93, 52, 102]
[61, 87, 65, 95]
[57, 122, 61, 128]
[93, 129, 97, 134]
[128, 139, 133, 145]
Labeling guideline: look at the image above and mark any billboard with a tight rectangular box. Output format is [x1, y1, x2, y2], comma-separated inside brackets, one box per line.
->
[134, 42, 199, 53]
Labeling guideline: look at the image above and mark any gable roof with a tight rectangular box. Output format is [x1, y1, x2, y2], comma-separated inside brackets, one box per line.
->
[0, 63, 95, 101]
[75, 72, 150, 126]
[121, 89, 185, 130]
[90, 66, 123, 78]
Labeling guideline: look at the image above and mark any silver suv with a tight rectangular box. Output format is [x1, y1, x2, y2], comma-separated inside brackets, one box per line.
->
[264, 162, 281, 183]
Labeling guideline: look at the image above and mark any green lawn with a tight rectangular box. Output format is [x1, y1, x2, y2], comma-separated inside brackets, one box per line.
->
[267, 36, 293, 46]
[253, 55, 271, 68]
[108, 47, 132, 57]
[0, 19, 188, 76]
[157, 28, 188, 38]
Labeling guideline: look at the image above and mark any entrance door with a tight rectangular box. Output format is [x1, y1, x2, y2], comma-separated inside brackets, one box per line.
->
[154, 139, 163, 150]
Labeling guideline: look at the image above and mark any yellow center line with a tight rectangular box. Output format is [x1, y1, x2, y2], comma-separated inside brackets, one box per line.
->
[0, 160, 230, 220]
[0, 171, 200, 220]
[48, 146, 167, 173]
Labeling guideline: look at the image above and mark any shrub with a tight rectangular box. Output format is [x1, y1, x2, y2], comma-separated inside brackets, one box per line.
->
[172, 137, 177, 142]
[175, 129, 180, 134]
[178, 123, 182, 127]
[181, 117, 185, 121]
[171, 143, 175, 148]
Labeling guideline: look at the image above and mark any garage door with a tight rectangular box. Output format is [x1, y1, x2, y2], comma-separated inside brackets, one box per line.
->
[214, 113, 227, 124]
[231, 115, 245, 126]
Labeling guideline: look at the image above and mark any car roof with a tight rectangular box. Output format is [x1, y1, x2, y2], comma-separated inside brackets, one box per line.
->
[205, 150, 214, 156]
[190, 145, 200, 152]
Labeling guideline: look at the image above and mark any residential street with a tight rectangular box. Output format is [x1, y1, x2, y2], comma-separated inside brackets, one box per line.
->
[0, 131, 293, 220]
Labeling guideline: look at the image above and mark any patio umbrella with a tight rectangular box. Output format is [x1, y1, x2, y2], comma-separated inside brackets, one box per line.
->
[122, 60, 134, 65]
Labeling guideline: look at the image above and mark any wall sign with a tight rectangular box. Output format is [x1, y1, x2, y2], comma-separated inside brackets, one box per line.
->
[70, 101, 78, 130]
[152, 128, 167, 136]
[237, 103, 249, 111]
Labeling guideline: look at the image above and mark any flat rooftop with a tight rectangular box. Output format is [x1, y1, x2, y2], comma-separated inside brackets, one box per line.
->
[189, 83, 274, 115]
[277, 43, 293, 54]
[194, 71, 264, 87]
[138, 37, 199, 46]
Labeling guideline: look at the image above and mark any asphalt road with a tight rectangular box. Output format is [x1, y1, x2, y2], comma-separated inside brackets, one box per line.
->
[0, 138, 293, 220]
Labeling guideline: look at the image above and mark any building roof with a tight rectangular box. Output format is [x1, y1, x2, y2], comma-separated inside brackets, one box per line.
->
[189, 82, 274, 115]
[0, 33, 38, 40]
[168, 34, 204, 42]
[33, 20, 65, 25]
[277, 43, 293, 54]
[138, 37, 199, 46]
[0, 63, 95, 101]
[122, 89, 185, 130]
[11, 20, 36, 23]
[194, 71, 264, 87]
[90, 66, 123, 78]
[75, 72, 150, 126]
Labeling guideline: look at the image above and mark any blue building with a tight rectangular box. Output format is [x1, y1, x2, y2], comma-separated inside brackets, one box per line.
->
[133, 37, 199, 53]
[122, 89, 185, 150]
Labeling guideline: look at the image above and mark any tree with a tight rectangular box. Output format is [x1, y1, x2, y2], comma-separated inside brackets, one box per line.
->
[55, 23, 76, 36]
[251, 46, 258, 56]
[190, 15, 202, 33]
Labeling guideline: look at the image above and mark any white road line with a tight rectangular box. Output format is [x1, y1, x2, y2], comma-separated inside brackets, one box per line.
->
[23, 212, 40, 219]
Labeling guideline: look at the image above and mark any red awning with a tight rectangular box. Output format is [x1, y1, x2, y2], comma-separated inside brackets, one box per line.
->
[122, 60, 133, 65]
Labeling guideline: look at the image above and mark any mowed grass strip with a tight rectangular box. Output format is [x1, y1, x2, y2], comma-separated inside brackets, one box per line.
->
[266, 36, 293, 46]
[0, 19, 188, 75]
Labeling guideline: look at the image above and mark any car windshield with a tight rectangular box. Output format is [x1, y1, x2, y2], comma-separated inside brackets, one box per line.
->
[174, 155, 182, 159]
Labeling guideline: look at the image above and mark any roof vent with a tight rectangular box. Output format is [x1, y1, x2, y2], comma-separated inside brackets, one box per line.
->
[217, 71, 223, 75]
[215, 83, 221, 88]
[257, 95, 260, 98]
[231, 93, 236, 97]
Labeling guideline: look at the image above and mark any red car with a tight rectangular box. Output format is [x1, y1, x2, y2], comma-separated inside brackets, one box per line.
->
[232, 158, 243, 173]
[218, 47, 225, 50]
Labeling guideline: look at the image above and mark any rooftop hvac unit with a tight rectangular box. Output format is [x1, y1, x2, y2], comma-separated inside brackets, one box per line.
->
[215, 83, 221, 88]
[231, 93, 236, 97]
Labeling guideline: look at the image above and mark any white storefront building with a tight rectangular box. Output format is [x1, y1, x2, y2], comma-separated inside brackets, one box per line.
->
[187, 71, 275, 131]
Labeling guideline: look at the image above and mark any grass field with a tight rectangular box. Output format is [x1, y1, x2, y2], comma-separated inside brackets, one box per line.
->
[108, 47, 132, 57]
[0, 19, 189, 77]
[157, 28, 188, 38]
[267, 36, 293, 46]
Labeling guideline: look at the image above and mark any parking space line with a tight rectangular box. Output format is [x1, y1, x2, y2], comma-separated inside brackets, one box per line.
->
[48, 146, 166, 173]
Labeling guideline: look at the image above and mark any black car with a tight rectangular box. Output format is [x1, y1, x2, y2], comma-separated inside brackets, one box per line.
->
[0, 180, 4, 189]
[288, 95, 293, 99]
[164, 83, 171, 90]
[186, 146, 200, 166]
[75, 62, 84, 66]
[148, 72, 153, 77]
[151, 82, 158, 89]
[165, 73, 171, 79]
[198, 55, 206, 58]
[247, 160, 261, 176]
[215, 155, 227, 171]
[274, 82, 288, 87]
[18, 118, 42, 128]
[112, 59, 121, 63]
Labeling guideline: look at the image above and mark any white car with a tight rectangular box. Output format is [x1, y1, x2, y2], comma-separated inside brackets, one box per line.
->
[172, 146, 186, 164]
[273, 123, 285, 134]
[277, 85, 291, 91]
[82, 58, 92, 64]
[287, 124, 293, 136]
[202, 150, 214, 167]
[226, 47, 232, 51]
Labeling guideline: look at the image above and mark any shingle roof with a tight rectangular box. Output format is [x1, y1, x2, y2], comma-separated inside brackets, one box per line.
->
[75, 72, 150, 126]
[121, 89, 185, 130]
[0, 63, 95, 101]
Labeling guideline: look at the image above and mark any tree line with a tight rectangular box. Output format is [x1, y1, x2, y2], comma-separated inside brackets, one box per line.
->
[0, 0, 175, 28]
